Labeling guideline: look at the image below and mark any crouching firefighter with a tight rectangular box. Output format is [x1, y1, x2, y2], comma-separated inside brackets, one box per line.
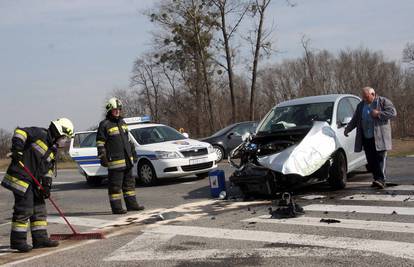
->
[1, 118, 74, 252]
[97, 97, 145, 214]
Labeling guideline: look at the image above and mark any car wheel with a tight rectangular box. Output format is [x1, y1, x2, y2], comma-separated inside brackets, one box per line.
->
[196, 172, 209, 178]
[138, 160, 158, 186]
[213, 145, 224, 162]
[86, 175, 102, 187]
[328, 151, 347, 189]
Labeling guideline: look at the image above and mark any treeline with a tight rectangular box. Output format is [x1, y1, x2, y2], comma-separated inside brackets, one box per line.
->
[112, 0, 413, 138]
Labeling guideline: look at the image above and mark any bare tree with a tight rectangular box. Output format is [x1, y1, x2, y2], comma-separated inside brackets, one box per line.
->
[211, 0, 249, 123]
[248, 0, 272, 120]
[403, 42, 414, 67]
[0, 129, 11, 159]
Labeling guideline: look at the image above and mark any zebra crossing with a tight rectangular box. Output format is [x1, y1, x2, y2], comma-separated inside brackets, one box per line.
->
[105, 183, 414, 262]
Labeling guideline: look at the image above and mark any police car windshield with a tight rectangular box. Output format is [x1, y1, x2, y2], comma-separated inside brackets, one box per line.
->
[130, 126, 186, 145]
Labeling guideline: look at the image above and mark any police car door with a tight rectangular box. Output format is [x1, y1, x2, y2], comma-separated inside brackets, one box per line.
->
[69, 131, 108, 177]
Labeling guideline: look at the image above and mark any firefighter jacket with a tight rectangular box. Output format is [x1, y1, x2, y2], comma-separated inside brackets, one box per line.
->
[1, 127, 56, 196]
[96, 116, 137, 171]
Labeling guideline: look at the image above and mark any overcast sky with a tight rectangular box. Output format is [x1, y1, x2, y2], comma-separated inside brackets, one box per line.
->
[1, 0, 413, 132]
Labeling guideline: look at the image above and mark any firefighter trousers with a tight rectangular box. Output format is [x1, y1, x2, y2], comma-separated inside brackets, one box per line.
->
[11, 184, 48, 246]
[108, 168, 139, 212]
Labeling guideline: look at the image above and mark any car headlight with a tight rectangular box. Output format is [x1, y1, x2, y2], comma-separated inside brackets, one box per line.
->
[207, 145, 214, 154]
[155, 151, 181, 159]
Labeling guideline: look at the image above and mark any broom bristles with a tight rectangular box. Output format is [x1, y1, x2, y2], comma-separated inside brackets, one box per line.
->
[50, 232, 105, 240]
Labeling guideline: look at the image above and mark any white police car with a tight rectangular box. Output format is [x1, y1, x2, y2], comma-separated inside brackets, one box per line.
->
[69, 117, 217, 186]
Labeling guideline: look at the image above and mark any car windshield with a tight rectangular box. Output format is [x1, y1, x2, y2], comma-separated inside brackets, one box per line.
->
[130, 126, 186, 145]
[210, 124, 236, 137]
[257, 102, 334, 134]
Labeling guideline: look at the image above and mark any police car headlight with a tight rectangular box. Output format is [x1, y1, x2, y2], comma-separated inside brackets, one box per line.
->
[155, 151, 181, 159]
[207, 145, 214, 154]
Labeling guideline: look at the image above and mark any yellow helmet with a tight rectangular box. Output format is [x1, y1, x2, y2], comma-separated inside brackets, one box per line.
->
[106, 97, 123, 112]
[51, 118, 74, 138]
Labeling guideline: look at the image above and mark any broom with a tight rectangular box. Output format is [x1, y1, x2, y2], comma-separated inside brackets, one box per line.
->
[19, 161, 105, 240]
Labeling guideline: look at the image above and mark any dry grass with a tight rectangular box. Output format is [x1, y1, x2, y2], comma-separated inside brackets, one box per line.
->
[0, 140, 412, 172]
[389, 138, 414, 157]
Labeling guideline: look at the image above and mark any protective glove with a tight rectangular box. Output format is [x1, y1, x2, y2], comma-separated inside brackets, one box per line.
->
[10, 151, 23, 162]
[99, 156, 108, 167]
[39, 176, 52, 199]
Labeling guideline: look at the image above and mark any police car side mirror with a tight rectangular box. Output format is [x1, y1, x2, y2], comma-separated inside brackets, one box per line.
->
[227, 132, 234, 139]
[182, 132, 189, 138]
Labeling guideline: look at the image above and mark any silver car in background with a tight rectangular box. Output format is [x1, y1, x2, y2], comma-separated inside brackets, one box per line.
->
[229, 94, 367, 196]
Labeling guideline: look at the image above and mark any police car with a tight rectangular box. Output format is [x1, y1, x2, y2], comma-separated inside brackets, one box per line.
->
[69, 117, 217, 186]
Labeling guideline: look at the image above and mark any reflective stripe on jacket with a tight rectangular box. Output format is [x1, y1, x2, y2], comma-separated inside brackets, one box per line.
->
[96, 117, 137, 170]
[1, 127, 56, 196]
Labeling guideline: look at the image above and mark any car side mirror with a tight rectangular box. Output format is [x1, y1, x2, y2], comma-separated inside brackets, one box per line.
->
[227, 132, 234, 139]
[339, 117, 352, 127]
[242, 132, 251, 142]
[183, 132, 189, 138]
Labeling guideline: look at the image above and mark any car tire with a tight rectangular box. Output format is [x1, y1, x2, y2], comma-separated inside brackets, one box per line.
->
[328, 151, 347, 189]
[213, 145, 224, 162]
[195, 172, 209, 178]
[86, 175, 102, 187]
[138, 160, 158, 186]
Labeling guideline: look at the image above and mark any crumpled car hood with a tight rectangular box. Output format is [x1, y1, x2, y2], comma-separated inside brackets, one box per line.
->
[257, 121, 339, 176]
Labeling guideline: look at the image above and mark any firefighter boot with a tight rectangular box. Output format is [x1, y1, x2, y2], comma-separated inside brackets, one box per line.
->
[10, 231, 32, 252]
[124, 195, 145, 211]
[33, 238, 59, 249]
[110, 197, 127, 214]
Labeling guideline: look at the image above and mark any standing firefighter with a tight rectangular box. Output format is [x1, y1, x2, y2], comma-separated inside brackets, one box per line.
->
[97, 97, 144, 214]
[1, 118, 74, 252]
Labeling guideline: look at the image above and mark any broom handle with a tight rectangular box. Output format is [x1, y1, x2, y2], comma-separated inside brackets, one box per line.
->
[19, 161, 79, 235]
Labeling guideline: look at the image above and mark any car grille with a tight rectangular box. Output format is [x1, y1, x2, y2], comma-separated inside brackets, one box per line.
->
[181, 161, 213, 172]
[180, 148, 208, 157]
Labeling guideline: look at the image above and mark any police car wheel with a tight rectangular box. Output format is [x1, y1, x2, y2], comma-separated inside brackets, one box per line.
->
[213, 145, 224, 162]
[86, 175, 102, 186]
[138, 161, 158, 186]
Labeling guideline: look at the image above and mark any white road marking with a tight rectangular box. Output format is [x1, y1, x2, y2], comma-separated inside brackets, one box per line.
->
[48, 215, 112, 228]
[243, 215, 414, 234]
[300, 195, 326, 200]
[104, 232, 366, 262]
[347, 182, 414, 191]
[342, 194, 414, 202]
[138, 225, 414, 260]
[181, 182, 197, 185]
[304, 204, 414, 215]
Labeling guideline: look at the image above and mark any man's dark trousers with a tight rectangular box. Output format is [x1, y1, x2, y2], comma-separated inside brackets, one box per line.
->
[362, 137, 387, 182]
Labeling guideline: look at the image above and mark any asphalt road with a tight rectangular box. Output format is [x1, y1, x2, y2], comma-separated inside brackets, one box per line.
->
[0, 158, 413, 266]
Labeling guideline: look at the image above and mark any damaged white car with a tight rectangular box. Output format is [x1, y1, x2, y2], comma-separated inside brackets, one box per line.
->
[229, 94, 367, 195]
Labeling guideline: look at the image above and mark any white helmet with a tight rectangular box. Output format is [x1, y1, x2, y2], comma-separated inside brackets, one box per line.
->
[106, 97, 122, 112]
[50, 118, 74, 138]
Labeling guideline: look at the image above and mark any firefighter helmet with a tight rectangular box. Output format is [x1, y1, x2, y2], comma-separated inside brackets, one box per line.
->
[106, 97, 123, 112]
[50, 118, 74, 138]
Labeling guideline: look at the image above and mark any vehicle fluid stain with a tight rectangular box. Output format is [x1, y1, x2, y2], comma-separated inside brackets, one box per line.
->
[263, 242, 322, 249]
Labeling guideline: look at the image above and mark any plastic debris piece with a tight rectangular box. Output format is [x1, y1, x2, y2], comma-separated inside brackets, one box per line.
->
[320, 218, 341, 224]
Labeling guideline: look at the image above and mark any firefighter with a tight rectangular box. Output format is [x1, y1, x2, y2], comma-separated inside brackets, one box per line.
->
[96, 97, 144, 214]
[1, 118, 74, 252]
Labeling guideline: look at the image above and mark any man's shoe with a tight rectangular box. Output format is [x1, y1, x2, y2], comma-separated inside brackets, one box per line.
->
[11, 243, 33, 252]
[372, 180, 385, 189]
[33, 239, 59, 249]
[127, 205, 145, 212]
[112, 209, 127, 214]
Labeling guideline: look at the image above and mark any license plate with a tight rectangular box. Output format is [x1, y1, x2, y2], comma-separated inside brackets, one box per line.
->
[189, 157, 208, 165]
